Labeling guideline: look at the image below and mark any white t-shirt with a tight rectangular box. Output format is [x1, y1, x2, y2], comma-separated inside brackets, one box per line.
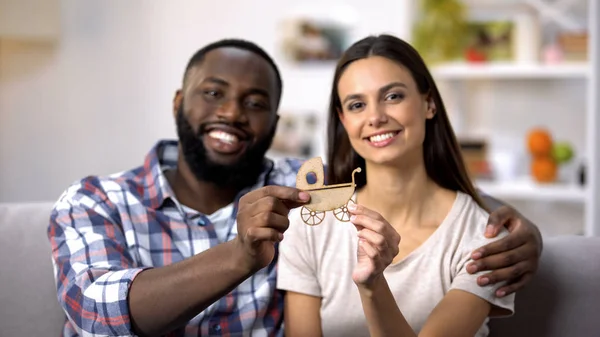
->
[277, 191, 515, 337]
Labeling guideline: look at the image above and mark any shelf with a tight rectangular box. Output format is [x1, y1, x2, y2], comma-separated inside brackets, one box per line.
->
[432, 62, 589, 80]
[475, 177, 586, 203]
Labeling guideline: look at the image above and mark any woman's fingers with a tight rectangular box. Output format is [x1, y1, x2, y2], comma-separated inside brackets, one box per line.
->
[359, 238, 380, 259]
[348, 203, 384, 221]
[358, 229, 400, 262]
[351, 213, 386, 233]
[357, 229, 387, 251]
[349, 204, 401, 246]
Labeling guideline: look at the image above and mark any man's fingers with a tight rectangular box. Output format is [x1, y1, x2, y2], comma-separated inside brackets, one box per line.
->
[494, 273, 533, 297]
[474, 260, 530, 287]
[260, 186, 311, 204]
[485, 206, 514, 237]
[245, 227, 284, 244]
[282, 199, 311, 210]
[251, 196, 291, 216]
[469, 242, 535, 272]
[250, 212, 290, 232]
[471, 232, 527, 261]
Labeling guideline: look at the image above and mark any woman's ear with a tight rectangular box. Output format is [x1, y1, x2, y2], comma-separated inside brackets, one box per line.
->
[337, 107, 345, 123]
[425, 96, 436, 119]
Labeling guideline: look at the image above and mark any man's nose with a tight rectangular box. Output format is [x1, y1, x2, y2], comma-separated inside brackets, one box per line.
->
[216, 100, 246, 123]
[367, 104, 389, 128]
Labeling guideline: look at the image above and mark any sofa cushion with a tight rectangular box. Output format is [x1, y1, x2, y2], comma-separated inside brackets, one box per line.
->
[0, 202, 65, 336]
[489, 235, 600, 337]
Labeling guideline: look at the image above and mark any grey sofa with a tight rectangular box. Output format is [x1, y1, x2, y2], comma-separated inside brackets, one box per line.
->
[1, 202, 599, 336]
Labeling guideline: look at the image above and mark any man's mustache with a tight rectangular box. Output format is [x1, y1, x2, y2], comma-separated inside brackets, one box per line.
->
[198, 121, 251, 140]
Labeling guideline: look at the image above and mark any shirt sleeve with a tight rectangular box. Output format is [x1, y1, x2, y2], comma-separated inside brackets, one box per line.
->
[276, 208, 321, 297]
[450, 227, 515, 317]
[47, 180, 149, 336]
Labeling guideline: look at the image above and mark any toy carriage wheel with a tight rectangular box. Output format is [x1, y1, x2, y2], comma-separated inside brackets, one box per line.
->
[334, 198, 356, 222]
[300, 206, 325, 226]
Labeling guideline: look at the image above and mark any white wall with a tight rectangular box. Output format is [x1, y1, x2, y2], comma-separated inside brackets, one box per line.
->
[0, 0, 413, 202]
[0, 1, 593, 238]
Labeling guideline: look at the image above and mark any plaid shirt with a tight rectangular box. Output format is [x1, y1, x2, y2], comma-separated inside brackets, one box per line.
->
[48, 140, 302, 337]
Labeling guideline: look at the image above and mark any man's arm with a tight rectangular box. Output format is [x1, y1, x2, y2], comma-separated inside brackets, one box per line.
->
[48, 186, 256, 337]
[469, 190, 543, 297]
[49, 183, 309, 337]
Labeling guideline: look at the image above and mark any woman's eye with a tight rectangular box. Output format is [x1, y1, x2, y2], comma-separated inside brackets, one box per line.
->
[348, 102, 365, 111]
[385, 92, 404, 101]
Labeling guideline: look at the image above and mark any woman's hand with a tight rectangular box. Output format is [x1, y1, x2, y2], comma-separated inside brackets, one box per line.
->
[348, 202, 401, 288]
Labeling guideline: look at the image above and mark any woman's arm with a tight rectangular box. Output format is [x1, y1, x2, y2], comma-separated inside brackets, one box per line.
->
[284, 291, 323, 337]
[348, 203, 506, 337]
[357, 276, 415, 337]
[358, 278, 493, 337]
[419, 290, 492, 336]
[277, 207, 324, 336]
[348, 203, 411, 337]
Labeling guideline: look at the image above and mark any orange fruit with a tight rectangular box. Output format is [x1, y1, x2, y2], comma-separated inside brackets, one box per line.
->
[527, 128, 553, 157]
[531, 157, 557, 183]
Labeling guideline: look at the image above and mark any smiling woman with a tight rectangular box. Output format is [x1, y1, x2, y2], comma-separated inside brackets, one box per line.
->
[277, 34, 516, 337]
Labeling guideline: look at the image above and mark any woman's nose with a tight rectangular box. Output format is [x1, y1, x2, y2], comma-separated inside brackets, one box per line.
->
[367, 105, 389, 127]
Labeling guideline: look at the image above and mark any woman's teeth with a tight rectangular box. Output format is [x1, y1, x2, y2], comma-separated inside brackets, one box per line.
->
[369, 132, 397, 143]
[208, 130, 239, 144]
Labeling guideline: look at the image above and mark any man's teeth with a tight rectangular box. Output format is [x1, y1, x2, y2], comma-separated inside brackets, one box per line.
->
[208, 130, 239, 144]
[369, 132, 396, 143]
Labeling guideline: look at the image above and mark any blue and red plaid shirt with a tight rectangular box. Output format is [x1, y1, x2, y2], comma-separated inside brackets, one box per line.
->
[48, 140, 302, 337]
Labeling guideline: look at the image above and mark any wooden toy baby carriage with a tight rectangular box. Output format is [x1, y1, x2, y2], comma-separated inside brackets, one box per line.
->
[295, 157, 362, 226]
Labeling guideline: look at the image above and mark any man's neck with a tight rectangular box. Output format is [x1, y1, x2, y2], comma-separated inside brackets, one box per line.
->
[166, 158, 240, 215]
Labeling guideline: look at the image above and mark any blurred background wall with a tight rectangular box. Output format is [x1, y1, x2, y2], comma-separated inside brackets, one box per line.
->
[0, 0, 413, 202]
[0, 0, 598, 237]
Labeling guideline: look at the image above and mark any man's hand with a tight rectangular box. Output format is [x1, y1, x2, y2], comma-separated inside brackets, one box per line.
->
[467, 206, 543, 297]
[235, 185, 310, 272]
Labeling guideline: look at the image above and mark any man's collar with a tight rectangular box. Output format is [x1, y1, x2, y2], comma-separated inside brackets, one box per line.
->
[140, 139, 274, 210]
[140, 139, 178, 209]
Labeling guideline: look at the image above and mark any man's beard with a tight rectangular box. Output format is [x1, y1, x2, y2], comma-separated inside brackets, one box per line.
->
[175, 106, 276, 191]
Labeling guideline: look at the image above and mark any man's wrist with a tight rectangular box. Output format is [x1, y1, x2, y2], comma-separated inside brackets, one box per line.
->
[229, 237, 260, 275]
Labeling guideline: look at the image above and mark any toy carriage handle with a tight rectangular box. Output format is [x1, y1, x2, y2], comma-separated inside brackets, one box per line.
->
[350, 167, 362, 187]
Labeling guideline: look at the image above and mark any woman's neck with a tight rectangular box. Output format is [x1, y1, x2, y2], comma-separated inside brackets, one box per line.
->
[357, 152, 438, 229]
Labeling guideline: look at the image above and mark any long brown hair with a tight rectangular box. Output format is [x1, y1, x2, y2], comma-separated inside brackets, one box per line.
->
[326, 34, 487, 210]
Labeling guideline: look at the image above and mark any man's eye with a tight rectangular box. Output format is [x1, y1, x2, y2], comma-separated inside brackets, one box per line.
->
[203, 90, 221, 99]
[246, 100, 268, 110]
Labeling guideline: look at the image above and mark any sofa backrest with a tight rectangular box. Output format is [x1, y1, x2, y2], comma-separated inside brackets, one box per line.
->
[0, 202, 65, 336]
[489, 235, 600, 337]
[1, 201, 598, 337]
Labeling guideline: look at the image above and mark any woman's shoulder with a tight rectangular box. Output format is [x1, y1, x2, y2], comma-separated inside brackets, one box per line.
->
[449, 191, 507, 248]
[437, 191, 493, 243]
